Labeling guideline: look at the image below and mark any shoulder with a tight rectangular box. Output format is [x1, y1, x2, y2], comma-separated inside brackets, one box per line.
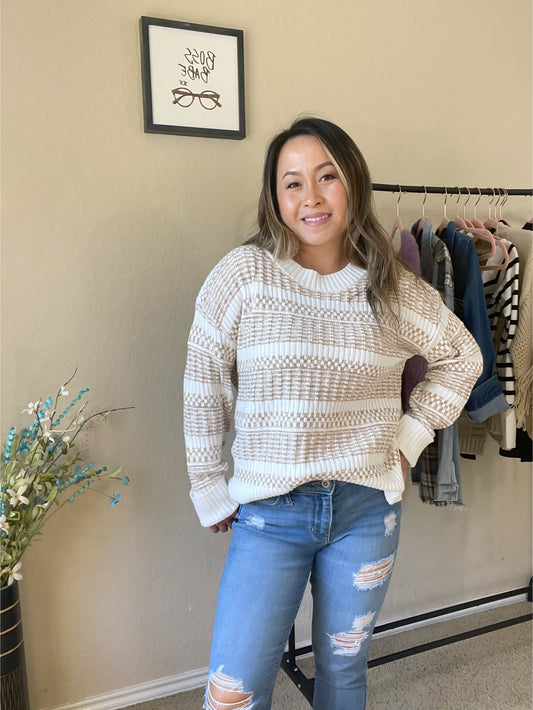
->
[203, 245, 271, 286]
[196, 245, 272, 317]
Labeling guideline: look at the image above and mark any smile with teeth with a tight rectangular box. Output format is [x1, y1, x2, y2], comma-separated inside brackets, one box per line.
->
[302, 213, 331, 224]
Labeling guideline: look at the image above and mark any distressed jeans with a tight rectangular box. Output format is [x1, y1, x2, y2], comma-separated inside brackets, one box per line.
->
[206, 481, 402, 710]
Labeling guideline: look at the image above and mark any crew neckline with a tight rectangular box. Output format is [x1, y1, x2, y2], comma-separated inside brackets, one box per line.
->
[274, 255, 365, 293]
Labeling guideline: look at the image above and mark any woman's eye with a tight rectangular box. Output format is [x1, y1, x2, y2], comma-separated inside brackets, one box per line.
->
[320, 173, 336, 182]
[286, 181, 300, 189]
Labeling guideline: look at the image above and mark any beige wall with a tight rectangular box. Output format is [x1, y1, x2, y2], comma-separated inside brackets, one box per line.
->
[1, 0, 532, 707]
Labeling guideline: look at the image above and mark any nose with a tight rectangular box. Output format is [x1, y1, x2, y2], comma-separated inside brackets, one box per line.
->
[304, 183, 321, 207]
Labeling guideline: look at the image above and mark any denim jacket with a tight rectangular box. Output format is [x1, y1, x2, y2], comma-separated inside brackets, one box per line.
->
[440, 222, 508, 422]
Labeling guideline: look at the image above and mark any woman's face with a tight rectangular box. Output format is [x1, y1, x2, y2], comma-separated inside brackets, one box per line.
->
[276, 135, 348, 254]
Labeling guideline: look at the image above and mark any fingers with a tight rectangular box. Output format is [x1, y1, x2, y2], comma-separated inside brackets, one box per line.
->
[209, 512, 238, 534]
[221, 516, 236, 532]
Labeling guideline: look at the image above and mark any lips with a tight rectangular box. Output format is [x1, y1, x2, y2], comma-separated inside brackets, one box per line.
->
[302, 213, 331, 224]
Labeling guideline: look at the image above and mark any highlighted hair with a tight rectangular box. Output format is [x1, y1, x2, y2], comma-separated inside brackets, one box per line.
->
[246, 117, 401, 321]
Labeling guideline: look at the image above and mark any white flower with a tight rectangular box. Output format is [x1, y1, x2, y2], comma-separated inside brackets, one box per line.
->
[0, 515, 9, 535]
[62, 435, 71, 443]
[8, 562, 22, 586]
[22, 400, 42, 415]
[59, 386, 69, 397]
[7, 485, 29, 507]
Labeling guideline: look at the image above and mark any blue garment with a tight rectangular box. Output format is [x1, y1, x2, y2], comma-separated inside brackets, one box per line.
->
[207, 481, 401, 710]
[440, 222, 508, 422]
[411, 219, 463, 505]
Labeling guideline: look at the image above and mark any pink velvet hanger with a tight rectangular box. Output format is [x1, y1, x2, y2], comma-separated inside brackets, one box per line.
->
[452, 187, 497, 258]
[483, 188, 499, 230]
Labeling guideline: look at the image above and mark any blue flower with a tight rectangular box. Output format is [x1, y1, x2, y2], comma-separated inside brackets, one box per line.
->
[109, 493, 120, 507]
[3, 427, 15, 464]
[121, 477, 130, 486]
[52, 388, 89, 429]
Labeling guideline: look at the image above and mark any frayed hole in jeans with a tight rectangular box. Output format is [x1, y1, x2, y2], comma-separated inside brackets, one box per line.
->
[353, 554, 396, 590]
[206, 669, 253, 710]
[329, 611, 375, 656]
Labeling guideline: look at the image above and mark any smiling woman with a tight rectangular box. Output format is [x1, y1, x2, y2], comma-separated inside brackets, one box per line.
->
[183, 117, 483, 710]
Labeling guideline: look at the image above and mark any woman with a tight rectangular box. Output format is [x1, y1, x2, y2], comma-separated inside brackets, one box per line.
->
[183, 117, 482, 709]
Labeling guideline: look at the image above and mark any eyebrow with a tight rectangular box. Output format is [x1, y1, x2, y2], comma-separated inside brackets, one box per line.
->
[281, 161, 335, 180]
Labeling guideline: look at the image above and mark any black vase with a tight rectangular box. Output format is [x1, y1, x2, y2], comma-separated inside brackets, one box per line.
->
[1, 582, 30, 710]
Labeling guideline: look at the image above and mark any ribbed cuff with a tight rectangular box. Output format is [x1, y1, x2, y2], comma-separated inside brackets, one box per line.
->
[190, 477, 238, 527]
[396, 414, 435, 466]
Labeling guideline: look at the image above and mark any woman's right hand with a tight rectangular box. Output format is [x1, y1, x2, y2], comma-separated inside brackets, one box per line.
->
[209, 510, 238, 533]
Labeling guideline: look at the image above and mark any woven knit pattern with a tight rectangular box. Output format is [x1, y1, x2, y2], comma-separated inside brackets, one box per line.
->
[183, 246, 482, 525]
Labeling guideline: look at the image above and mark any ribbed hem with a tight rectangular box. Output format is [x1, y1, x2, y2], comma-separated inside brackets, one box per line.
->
[396, 414, 435, 466]
[190, 477, 238, 527]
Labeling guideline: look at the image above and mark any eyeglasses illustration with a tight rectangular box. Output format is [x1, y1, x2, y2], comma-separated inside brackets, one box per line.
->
[171, 87, 222, 110]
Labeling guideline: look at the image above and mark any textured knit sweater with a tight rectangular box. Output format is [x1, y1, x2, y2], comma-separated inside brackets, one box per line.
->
[184, 245, 483, 527]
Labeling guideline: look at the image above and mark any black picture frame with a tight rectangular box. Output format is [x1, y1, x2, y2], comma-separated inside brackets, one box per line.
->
[140, 16, 245, 139]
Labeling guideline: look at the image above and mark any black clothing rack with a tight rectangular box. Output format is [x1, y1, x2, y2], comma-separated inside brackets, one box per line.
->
[281, 179, 533, 703]
[282, 581, 533, 705]
[371, 183, 533, 196]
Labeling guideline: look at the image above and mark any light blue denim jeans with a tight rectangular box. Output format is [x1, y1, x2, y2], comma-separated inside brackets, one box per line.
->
[206, 481, 402, 710]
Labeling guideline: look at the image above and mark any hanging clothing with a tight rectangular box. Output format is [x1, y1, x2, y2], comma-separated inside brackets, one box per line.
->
[475, 237, 520, 450]
[438, 222, 509, 422]
[497, 223, 532, 438]
[410, 219, 463, 506]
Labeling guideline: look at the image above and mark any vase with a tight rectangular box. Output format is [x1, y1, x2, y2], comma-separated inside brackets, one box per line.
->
[1, 581, 30, 710]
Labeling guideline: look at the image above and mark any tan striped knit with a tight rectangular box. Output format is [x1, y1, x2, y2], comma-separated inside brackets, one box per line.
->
[184, 245, 483, 527]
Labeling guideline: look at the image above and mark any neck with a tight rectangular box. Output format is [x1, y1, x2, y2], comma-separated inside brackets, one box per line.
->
[294, 246, 348, 275]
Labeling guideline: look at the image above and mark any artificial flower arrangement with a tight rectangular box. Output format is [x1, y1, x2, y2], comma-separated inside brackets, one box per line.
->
[0, 371, 132, 588]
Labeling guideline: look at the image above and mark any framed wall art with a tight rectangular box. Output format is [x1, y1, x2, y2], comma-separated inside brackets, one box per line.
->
[140, 16, 245, 139]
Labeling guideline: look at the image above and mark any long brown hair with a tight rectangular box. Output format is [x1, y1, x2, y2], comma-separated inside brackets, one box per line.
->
[246, 117, 401, 321]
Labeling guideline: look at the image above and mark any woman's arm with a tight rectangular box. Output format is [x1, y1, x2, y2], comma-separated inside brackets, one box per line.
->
[395, 275, 483, 467]
[183, 250, 246, 527]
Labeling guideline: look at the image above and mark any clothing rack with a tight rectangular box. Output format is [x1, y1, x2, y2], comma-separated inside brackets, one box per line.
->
[281, 184, 532, 702]
[371, 183, 533, 196]
[282, 580, 532, 704]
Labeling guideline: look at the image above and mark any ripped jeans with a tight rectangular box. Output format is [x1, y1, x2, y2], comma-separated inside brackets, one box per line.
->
[206, 481, 401, 710]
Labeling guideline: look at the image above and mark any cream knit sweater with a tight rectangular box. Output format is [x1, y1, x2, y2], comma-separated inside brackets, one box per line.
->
[184, 245, 483, 527]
